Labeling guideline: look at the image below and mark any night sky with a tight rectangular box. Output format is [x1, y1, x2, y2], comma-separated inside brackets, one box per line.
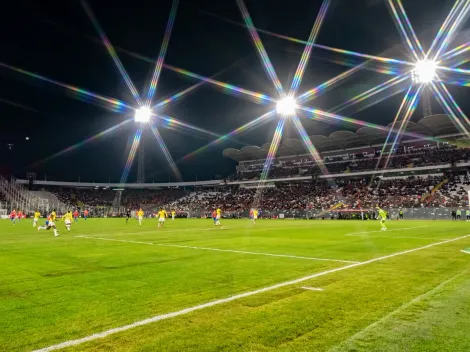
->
[1, 0, 468, 183]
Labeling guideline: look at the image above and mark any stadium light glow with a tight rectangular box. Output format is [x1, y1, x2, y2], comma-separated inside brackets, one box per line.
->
[134, 107, 152, 123]
[276, 96, 296, 116]
[413, 60, 437, 83]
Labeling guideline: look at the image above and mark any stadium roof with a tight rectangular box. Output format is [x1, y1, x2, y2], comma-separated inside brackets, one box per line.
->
[223, 114, 462, 162]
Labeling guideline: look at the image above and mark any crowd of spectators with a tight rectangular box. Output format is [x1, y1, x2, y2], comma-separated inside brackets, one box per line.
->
[169, 172, 470, 212]
[231, 146, 470, 181]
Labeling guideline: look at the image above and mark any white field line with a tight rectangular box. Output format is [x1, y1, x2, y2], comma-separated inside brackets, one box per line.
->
[331, 267, 470, 351]
[75, 236, 359, 264]
[461, 249, 470, 255]
[35, 234, 470, 352]
[345, 226, 429, 236]
[301, 286, 324, 291]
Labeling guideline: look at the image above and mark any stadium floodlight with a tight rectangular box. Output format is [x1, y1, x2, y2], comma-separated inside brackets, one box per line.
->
[276, 96, 297, 117]
[134, 107, 152, 123]
[413, 60, 437, 83]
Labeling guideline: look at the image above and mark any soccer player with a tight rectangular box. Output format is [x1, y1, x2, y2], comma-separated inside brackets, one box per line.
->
[215, 208, 222, 226]
[63, 210, 73, 231]
[212, 209, 217, 225]
[83, 209, 89, 220]
[157, 208, 167, 227]
[10, 209, 17, 225]
[137, 208, 144, 226]
[377, 206, 387, 231]
[33, 210, 41, 227]
[126, 209, 131, 224]
[252, 209, 259, 224]
[73, 210, 79, 223]
[466, 209, 470, 222]
[171, 210, 176, 221]
[38, 209, 60, 237]
[17, 210, 23, 222]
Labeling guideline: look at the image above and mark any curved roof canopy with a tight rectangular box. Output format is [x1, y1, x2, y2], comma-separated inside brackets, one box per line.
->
[223, 114, 462, 161]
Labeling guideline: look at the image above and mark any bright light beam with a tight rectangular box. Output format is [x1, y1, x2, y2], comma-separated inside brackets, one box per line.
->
[387, 0, 422, 61]
[330, 73, 409, 113]
[30, 118, 133, 168]
[431, 81, 470, 136]
[252, 118, 285, 208]
[149, 120, 182, 181]
[297, 63, 367, 104]
[427, 0, 466, 59]
[146, 0, 179, 104]
[81, 0, 142, 105]
[277, 96, 297, 116]
[291, 115, 327, 176]
[299, 106, 439, 143]
[373, 85, 413, 173]
[180, 110, 276, 162]
[440, 40, 470, 62]
[120, 127, 143, 184]
[164, 64, 275, 104]
[237, 0, 285, 96]
[433, 0, 470, 60]
[412, 60, 437, 83]
[0, 61, 129, 112]
[196, 7, 414, 68]
[382, 84, 422, 170]
[134, 107, 152, 123]
[157, 115, 247, 146]
[395, 0, 425, 57]
[289, 0, 330, 95]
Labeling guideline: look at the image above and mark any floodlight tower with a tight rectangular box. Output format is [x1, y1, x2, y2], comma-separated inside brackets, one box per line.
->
[137, 138, 145, 183]
[134, 107, 151, 184]
[277, 96, 297, 117]
[412, 60, 436, 117]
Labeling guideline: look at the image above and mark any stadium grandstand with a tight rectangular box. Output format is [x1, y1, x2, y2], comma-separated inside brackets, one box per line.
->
[2, 115, 470, 220]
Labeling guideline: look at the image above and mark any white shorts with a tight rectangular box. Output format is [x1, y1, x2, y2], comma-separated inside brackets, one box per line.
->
[253, 215, 258, 220]
[159, 217, 165, 223]
[33, 218, 39, 223]
[48, 221, 55, 226]
[216, 214, 221, 220]
[138, 216, 143, 221]
[65, 220, 71, 225]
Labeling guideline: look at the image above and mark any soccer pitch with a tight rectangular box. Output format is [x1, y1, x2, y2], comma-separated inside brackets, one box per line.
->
[2, 218, 470, 351]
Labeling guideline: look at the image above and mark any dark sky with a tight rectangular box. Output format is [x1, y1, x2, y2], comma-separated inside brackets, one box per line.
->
[1, 0, 468, 182]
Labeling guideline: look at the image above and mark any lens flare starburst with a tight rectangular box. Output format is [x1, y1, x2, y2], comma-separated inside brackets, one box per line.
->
[4, 0, 470, 190]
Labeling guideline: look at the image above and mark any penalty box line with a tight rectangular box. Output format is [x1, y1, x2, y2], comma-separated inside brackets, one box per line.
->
[75, 236, 359, 264]
[35, 234, 470, 352]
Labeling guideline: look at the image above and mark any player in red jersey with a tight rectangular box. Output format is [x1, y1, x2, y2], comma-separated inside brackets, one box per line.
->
[17, 210, 23, 223]
[73, 210, 79, 223]
[10, 209, 17, 225]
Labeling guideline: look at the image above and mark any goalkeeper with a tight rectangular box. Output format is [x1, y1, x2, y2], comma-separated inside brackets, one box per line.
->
[376, 206, 387, 231]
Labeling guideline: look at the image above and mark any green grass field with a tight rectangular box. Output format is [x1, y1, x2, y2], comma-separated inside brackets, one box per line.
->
[2, 217, 470, 352]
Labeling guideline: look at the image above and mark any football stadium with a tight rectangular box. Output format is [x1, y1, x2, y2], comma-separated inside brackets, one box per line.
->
[2, 1, 470, 351]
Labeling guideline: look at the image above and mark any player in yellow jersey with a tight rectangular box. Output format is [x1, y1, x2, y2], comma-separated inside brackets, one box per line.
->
[38, 209, 60, 237]
[252, 209, 259, 224]
[157, 208, 168, 227]
[171, 210, 176, 221]
[137, 208, 144, 226]
[215, 208, 221, 226]
[63, 210, 73, 231]
[33, 210, 41, 227]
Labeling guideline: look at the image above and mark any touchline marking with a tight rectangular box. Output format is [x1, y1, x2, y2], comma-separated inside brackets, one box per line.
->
[301, 286, 324, 291]
[155, 243, 360, 264]
[345, 225, 429, 236]
[460, 249, 470, 255]
[331, 267, 470, 351]
[76, 236, 359, 264]
[36, 234, 470, 352]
